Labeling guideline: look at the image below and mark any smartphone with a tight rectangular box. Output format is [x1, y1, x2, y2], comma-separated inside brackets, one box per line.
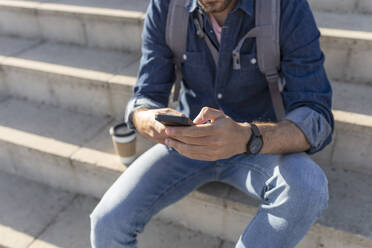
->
[155, 114, 194, 126]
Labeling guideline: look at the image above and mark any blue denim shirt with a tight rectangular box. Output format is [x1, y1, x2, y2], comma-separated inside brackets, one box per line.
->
[125, 0, 334, 154]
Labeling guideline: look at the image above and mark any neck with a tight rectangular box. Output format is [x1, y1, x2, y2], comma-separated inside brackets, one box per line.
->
[211, 0, 238, 26]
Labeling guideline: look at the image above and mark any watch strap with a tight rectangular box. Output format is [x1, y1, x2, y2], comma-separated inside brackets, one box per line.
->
[250, 123, 262, 138]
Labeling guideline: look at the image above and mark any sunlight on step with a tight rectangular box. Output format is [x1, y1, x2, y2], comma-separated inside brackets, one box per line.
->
[333, 110, 372, 127]
[319, 27, 372, 41]
[0, 125, 78, 156]
[0, 224, 37, 247]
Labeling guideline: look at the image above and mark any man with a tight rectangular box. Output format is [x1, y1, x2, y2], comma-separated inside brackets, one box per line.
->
[90, 0, 333, 247]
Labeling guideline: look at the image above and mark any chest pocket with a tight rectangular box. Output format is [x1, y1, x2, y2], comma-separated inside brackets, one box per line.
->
[182, 51, 214, 92]
[239, 52, 259, 71]
[226, 51, 267, 103]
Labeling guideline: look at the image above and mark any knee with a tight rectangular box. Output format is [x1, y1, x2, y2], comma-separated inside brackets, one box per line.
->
[90, 202, 116, 242]
[281, 154, 329, 212]
[90, 199, 138, 246]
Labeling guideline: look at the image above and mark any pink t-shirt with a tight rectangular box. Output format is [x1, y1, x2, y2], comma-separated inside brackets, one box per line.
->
[208, 13, 222, 44]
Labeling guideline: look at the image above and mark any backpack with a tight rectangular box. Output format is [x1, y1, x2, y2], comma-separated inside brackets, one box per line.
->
[165, 0, 285, 121]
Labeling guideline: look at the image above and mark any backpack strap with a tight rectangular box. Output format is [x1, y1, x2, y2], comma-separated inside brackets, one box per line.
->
[257, 0, 285, 121]
[194, 9, 219, 66]
[166, 0, 189, 102]
[232, 0, 285, 121]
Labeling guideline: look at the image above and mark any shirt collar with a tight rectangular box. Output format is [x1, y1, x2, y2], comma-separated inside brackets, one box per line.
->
[185, 0, 253, 16]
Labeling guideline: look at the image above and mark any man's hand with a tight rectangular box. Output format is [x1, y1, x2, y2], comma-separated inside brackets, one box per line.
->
[132, 107, 186, 145]
[165, 107, 252, 161]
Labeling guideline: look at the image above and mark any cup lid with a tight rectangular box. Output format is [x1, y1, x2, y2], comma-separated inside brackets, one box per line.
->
[109, 122, 136, 137]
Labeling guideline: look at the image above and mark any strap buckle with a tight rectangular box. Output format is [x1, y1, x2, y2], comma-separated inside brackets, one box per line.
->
[265, 72, 285, 92]
[265, 72, 279, 83]
[232, 51, 241, 70]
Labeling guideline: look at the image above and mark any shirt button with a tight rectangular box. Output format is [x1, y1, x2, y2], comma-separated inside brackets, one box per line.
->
[251, 58, 257, 64]
[217, 93, 223, 99]
[183, 54, 187, 61]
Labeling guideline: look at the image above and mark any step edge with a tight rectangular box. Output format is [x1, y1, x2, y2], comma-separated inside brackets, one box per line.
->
[1, 56, 115, 84]
[0, 0, 145, 21]
[0, 106, 371, 243]
[2, 1, 372, 42]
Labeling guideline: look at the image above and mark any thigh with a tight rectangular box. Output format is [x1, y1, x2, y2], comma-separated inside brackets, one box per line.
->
[91, 144, 217, 231]
[217, 152, 328, 201]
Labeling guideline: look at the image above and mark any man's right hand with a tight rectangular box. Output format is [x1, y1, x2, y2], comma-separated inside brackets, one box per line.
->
[132, 107, 186, 145]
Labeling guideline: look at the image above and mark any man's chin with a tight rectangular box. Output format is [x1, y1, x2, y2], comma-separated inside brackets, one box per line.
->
[199, 2, 224, 13]
[202, 7, 222, 13]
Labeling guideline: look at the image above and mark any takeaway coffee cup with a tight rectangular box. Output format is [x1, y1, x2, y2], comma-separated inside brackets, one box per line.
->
[110, 122, 137, 165]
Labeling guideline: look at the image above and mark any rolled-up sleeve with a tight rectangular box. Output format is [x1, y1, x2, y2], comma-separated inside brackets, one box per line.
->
[283, 107, 332, 154]
[279, 0, 334, 154]
[124, 0, 175, 129]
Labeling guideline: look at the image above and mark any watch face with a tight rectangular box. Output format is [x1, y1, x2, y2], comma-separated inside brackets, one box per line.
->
[250, 137, 263, 154]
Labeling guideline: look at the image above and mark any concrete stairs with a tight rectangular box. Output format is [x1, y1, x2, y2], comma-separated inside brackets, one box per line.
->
[0, 0, 371, 247]
[0, 170, 234, 248]
[1, 95, 371, 247]
[1, 0, 372, 86]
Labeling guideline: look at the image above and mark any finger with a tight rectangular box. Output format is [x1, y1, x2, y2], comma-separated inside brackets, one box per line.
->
[153, 121, 167, 137]
[158, 108, 186, 117]
[165, 123, 218, 137]
[172, 135, 222, 146]
[193, 107, 225, 125]
[165, 138, 212, 154]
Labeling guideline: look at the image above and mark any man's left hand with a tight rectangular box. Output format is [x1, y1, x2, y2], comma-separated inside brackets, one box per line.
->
[165, 107, 251, 161]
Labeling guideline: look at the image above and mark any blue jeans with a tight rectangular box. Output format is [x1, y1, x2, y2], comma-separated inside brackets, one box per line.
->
[90, 144, 329, 248]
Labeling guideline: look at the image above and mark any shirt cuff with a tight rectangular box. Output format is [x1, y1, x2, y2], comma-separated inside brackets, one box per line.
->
[124, 96, 165, 130]
[283, 106, 332, 154]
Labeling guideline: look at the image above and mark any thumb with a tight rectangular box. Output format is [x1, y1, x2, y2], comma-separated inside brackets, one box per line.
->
[193, 107, 225, 124]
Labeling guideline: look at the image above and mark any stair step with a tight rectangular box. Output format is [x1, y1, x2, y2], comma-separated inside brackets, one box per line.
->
[0, 168, 75, 248]
[308, 0, 372, 15]
[1, 0, 372, 86]
[0, 0, 146, 53]
[0, 36, 139, 120]
[0, 35, 371, 172]
[315, 11, 372, 85]
[0, 96, 371, 248]
[0, 170, 233, 248]
[0, 97, 155, 197]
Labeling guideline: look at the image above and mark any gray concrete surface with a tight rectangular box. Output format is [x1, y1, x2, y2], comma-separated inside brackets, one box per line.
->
[308, 0, 372, 14]
[315, 11, 372, 85]
[0, 1, 42, 40]
[319, 166, 372, 239]
[0, 36, 41, 98]
[41, 0, 150, 12]
[17, 41, 138, 74]
[0, 0, 145, 52]
[0, 36, 40, 57]
[0, 37, 371, 174]
[0, 170, 75, 248]
[0, 170, 235, 248]
[0, 96, 112, 189]
[0, 98, 369, 247]
[0, 1, 371, 247]
[333, 81, 372, 116]
[1, 0, 372, 85]
[0, 39, 138, 119]
[1, 37, 371, 172]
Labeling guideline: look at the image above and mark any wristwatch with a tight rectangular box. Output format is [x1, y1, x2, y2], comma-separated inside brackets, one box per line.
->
[245, 123, 264, 155]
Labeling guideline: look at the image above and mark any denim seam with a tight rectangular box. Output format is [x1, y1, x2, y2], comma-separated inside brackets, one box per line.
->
[134, 164, 216, 232]
[224, 157, 271, 179]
